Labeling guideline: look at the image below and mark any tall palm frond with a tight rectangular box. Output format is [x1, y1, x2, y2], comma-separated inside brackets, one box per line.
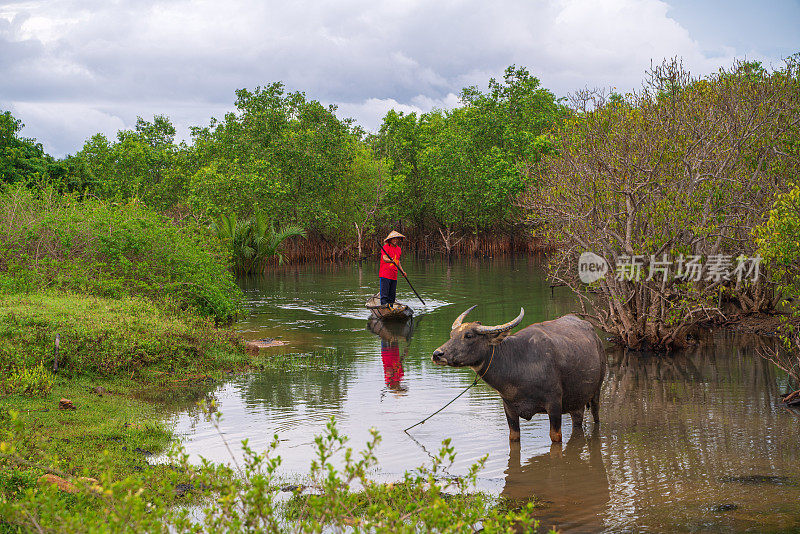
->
[263, 223, 306, 264]
[213, 210, 305, 273]
[211, 213, 237, 241]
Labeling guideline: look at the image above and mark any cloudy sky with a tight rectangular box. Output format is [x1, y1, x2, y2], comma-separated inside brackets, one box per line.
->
[1, 0, 798, 157]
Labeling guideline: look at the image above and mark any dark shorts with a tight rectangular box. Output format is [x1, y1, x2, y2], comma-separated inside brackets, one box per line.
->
[379, 277, 397, 305]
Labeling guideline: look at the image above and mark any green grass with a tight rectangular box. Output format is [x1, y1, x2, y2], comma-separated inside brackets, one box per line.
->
[0, 288, 257, 486]
[0, 291, 255, 381]
[0, 379, 171, 483]
[0, 289, 261, 532]
[0, 378, 195, 534]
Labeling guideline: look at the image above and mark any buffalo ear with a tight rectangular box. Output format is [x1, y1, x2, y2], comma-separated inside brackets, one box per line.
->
[489, 330, 511, 345]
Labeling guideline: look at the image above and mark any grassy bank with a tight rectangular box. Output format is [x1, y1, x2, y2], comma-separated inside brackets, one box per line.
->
[0, 379, 172, 491]
[0, 291, 251, 381]
[0, 290, 259, 532]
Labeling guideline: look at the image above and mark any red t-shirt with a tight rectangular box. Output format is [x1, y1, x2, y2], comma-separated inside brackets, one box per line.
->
[379, 244, 401, 280]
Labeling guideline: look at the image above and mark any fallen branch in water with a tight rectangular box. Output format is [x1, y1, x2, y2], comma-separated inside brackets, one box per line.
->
[782, 389, 800, 405]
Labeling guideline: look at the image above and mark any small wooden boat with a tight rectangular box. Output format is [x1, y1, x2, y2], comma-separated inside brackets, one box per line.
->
[365, 294, 413, 321]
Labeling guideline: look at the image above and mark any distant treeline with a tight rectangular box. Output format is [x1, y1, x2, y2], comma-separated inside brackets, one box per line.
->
[0, 66, 565, 258]
[3, 57, 800, 349]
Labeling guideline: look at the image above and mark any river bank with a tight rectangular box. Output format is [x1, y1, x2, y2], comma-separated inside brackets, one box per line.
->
[0, 291, 262, 529]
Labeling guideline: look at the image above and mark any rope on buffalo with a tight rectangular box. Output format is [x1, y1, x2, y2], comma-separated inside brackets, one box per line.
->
[403, 345, 495, 433]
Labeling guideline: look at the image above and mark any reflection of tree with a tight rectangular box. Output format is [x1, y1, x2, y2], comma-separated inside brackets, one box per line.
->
[606, 331, 781, 401]
[598, 331, 800, 531]
[241, 365, 357, 412]
[137, 381, 218, 416]
[502, 431, 609, 532]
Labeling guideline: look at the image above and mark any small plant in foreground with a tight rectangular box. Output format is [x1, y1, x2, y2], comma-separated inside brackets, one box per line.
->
[0, 402, 550, 533]
[2, 364, 54, 396]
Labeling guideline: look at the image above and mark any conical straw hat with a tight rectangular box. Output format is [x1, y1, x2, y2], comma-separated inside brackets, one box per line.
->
[384, 230, 406, 242]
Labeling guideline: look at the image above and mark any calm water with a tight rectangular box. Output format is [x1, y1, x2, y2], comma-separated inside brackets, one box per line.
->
[166, 257, 800, 532]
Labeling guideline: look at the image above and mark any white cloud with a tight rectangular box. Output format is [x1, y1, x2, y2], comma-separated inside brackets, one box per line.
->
[334, 92, 461, 133]
[7, 102, 126, 155]
[0, 0, 792, 156]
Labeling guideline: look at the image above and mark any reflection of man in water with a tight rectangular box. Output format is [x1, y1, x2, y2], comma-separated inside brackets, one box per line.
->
[381, 338, 405, 389]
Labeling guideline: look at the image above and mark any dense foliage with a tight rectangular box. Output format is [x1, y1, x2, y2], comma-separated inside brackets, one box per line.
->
[526, 58, 800, 349]
[73, 116, 182, 209]
[2, 57, 799, 350]
[187, 85, 363, 232]
[0, 112, 83, 192]
[374, 66, 566, 249]
[0, 185, 242, 322]
[758, 183, 800, 299]
[757, 183, 800, 380]
[1, 66, 565, 257]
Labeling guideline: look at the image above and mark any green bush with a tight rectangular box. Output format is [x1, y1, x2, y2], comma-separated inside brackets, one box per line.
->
[757, 182, 800, 299]
[2, 364, 53, 396]
[212, 211, 305, 274]
[0, 185, 242, 323]
[756, 183, 800, 382]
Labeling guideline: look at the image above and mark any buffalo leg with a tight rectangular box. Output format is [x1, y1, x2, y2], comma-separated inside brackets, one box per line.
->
[590, 389, 601, 424]
[570, 408, 584, 429]
[547, 403, 562, 443]
[502, 400, 521, 442]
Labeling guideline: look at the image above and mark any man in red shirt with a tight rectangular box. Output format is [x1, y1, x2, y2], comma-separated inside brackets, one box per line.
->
[379, 230, 406, 306]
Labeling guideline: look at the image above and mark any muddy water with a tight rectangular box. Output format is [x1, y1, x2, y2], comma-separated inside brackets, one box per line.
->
[167, 257, 800, 532]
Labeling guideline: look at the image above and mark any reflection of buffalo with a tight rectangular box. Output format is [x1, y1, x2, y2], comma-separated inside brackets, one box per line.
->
[502, 431, 609, 533]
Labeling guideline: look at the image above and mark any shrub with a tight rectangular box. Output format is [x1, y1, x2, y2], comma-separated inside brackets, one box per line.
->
[0, 185, 242, 323]
[212, 211, 305, 274]
[756, 183, 800, 383]
[2, 364, 53, 396]
[757, 183, 800, 300]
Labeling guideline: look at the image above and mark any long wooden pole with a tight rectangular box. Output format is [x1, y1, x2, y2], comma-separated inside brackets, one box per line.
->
[380, 242, 426, 305]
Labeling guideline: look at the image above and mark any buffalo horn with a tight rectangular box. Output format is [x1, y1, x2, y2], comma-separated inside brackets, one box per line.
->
[451, 305, 478, 330]
[474, 308, 525, 335]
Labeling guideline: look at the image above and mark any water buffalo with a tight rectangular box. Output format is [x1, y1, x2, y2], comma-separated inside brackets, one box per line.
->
[432, 307, 605, 443]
